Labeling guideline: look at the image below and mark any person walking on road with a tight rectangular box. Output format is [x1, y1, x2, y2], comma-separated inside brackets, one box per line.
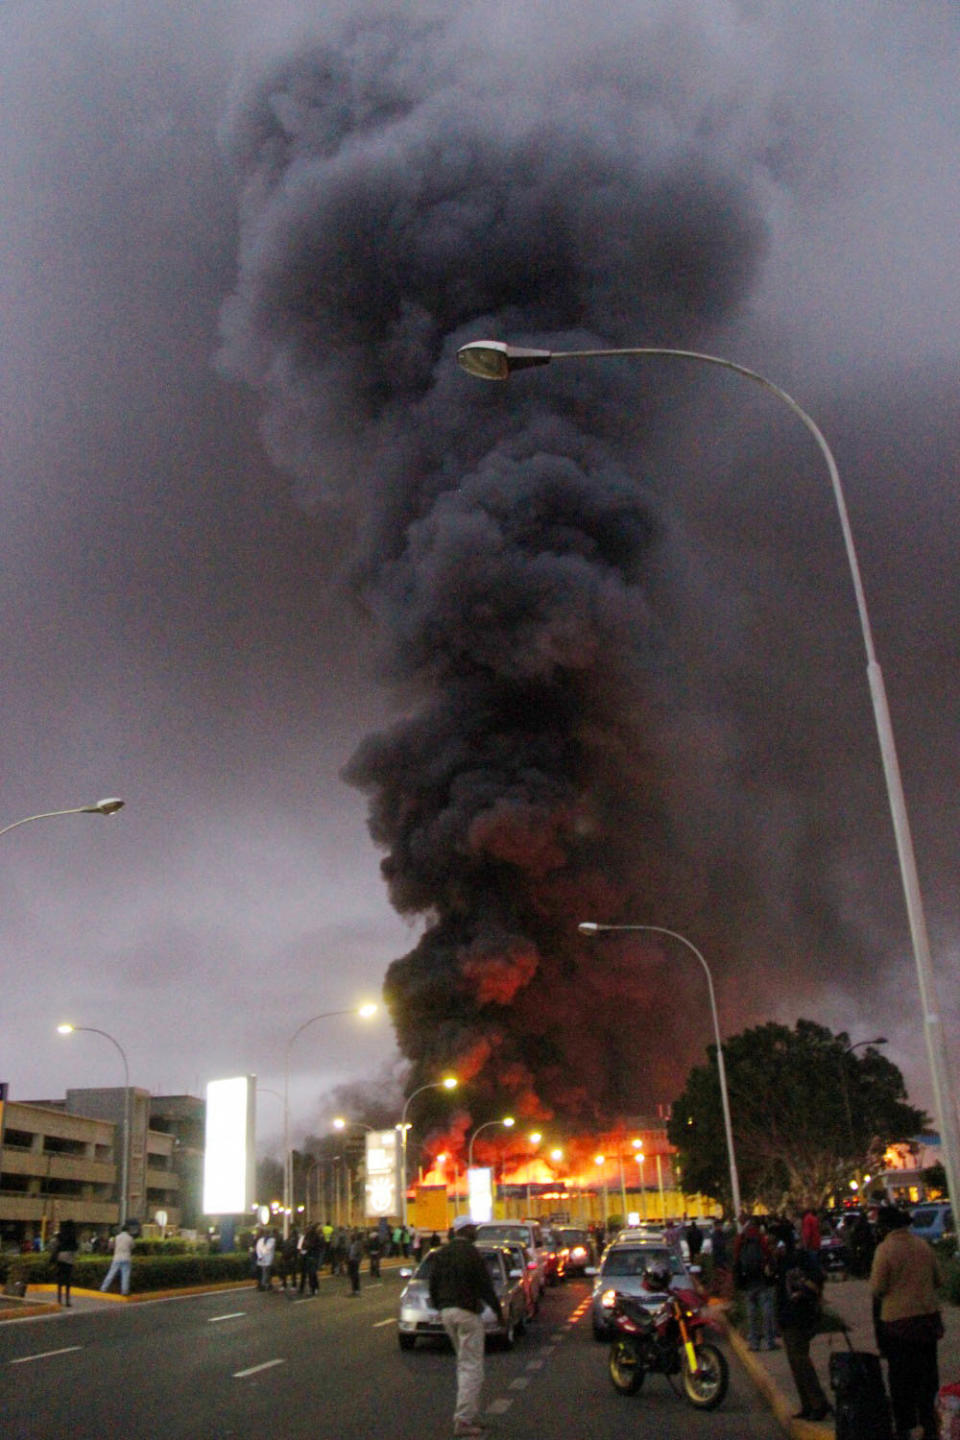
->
[428, 1217, 503, 1438]
[347, 1230, 363, 1295]
[100, 1224, 135, 1296]
[871, 1204, 943, 1440]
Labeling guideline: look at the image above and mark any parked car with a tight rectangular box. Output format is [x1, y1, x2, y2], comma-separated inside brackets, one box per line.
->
[475, 1220, 547, 1299]
[552, 1226, 596, 1276]
[397, 1243, 527, 1351]
[910, 1202, 954, 1244]
[589, 1240, 698, 1341]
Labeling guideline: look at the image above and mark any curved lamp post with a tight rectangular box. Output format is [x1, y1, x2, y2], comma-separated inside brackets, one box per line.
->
[282, 1003, 377, 1239]
[467, 1116, 515, 1172]
[461, 337, 960, 1223]
[579, 922, 741, 1218]
[57, 1023, 130, 1225]
[398, 1077, 458, 1230]
[2, 798, 124, 839]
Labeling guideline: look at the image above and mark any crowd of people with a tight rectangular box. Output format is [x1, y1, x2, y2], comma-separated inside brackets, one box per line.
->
[715, 1202, 944, 1436]
[250, 1219, 444, 1295]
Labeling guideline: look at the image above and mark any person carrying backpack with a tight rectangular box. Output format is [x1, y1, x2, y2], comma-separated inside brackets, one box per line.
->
[734, 1216, 779, 1351]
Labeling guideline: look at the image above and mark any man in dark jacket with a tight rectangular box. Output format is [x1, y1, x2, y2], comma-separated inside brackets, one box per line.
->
[428, 1218, 503, 1438]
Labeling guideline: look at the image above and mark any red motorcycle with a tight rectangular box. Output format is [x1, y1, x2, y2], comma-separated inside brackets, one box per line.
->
[607, 1280, 729, 1411]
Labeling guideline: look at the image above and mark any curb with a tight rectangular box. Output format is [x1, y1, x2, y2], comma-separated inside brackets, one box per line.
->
[723, 1318, 834, 1439]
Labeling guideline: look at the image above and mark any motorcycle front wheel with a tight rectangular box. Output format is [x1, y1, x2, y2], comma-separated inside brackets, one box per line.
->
[608, 1338, 645, 1395]
[681, 1341, 729, 1409]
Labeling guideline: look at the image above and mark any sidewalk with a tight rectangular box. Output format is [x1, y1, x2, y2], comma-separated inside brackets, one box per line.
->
[726, 1276, 960, 1438]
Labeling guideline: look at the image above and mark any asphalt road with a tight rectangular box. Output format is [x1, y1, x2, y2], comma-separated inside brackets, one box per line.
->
[1, 1271, 783, 1439]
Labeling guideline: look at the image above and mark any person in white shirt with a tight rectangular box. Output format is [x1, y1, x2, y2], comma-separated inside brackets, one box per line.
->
[100, 1226, 135, 1296]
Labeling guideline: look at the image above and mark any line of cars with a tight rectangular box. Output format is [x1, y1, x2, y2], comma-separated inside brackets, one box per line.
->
[396, 1218, 600, 1351]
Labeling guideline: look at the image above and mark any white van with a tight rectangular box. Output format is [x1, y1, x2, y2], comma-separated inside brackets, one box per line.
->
[475, 1220, 547, 1298]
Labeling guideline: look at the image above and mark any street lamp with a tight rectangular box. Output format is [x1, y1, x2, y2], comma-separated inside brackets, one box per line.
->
[839, 1035, 888, 1154]
[2, 798, 124, 839]
[467, 1116, 515, 1171]
[398, 1077, 458, 1230]
[461, 336, 960, 1220]
[580, 922, 742, 1219]
[282, 1003, 378, 1238]
[57, 1023, 130, 1225]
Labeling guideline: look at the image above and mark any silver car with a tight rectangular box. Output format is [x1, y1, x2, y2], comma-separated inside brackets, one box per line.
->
[589, 1241, 698, 1340]
[397, 1243, 527, 1351]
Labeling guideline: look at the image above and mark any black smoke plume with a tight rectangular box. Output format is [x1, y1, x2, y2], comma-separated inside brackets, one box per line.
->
[217, 5, 784, 1123]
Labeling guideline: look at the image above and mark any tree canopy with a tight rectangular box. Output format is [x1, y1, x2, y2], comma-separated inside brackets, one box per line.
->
[667, 1018, 926, 1213]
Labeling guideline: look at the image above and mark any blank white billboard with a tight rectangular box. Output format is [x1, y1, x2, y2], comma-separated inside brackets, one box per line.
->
[203, 1075, 254, 1215]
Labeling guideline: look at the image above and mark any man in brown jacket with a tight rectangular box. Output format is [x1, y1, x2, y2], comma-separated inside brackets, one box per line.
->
[870, 1206, 943, 1440]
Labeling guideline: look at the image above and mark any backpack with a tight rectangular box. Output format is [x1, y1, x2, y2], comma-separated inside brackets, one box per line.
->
[736, 1232, 771, 1286]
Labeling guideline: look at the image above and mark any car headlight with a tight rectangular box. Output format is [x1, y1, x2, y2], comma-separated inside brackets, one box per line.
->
[571, 1246, 587, 1260]
[601, 1288, 617, 1310]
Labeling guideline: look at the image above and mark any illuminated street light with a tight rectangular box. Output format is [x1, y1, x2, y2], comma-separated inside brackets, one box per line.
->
[460, 336, 960, 1220]
[2, 798, 124, 839]
[398, 1077, 458, 1229]
[282, 1003, 378, 1238]
[57, 1023, 130, 1224]
[467, 1116, 515, 1171]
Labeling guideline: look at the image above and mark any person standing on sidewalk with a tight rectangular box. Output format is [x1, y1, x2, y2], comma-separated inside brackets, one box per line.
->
[51, 1219, 78, 1307]
[871, 1205, 943, 1440]
[776, 1221, 831, 1422]
[734, 1216, 779, 1351]
[428, 1217, 503, 1438]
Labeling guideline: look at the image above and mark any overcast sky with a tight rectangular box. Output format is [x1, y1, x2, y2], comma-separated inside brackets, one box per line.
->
[2, 0, 957, 1158]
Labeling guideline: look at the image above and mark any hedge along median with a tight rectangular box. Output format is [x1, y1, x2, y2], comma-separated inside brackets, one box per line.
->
[2, 1251, 253, 1296]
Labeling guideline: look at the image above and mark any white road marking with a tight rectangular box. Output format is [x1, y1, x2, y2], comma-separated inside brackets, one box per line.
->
[209, 1312, 246, 1323]
[10, 1346, 83, 1365]
[372, 1317, 396, 1328]
[232, 1358, 287, 1378]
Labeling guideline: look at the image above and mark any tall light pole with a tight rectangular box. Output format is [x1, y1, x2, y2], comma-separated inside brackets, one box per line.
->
[580, 922, 742, 1219]
[2, 798, 124, 839]
[460, 337, 960, 1224]
[398, 1077, 458, 1230]
[282, 1003, 377, 1238]
[467, 1116, 515, 1171]
[57, 1023, 130, 1225]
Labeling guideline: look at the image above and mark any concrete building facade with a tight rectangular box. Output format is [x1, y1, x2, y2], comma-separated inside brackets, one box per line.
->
[0, 1088, 203, 1246]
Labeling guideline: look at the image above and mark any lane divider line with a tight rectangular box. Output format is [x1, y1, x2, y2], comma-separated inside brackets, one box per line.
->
[372, 1317, 396, 1328]
[10, 1346, 83, 1365]
[209, 1313, 245, 1323]
[232, 1358, 287, 1378]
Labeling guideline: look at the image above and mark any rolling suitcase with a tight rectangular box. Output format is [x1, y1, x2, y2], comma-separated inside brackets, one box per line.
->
[829, 1336, 893, 1440]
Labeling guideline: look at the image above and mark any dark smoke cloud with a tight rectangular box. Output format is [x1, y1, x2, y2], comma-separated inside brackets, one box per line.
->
[217, 2, 960, 1127]
[216, 3, 775, 1122]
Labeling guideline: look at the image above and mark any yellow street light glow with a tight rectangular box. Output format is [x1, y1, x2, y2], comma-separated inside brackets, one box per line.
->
[357, 1003, 378, 1019]
[57, 1023, 75, 1034]
[551, 1148, 563, 1161]
[595, 1155, 605, 1165]
[333, 1117, 346, 1130]
[502, 1116, 515, 1128]
[529, 1132, 542, 1145]
[442, 1076, 458, 1090]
